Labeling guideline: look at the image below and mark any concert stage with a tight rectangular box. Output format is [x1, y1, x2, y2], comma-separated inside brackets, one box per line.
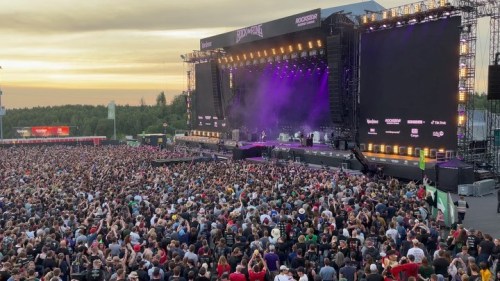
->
[175, 136, 440, 181]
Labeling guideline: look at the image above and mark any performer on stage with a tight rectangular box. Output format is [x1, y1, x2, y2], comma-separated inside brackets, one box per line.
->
[261, 130, 266, 142]
[299, 132, 305, 147]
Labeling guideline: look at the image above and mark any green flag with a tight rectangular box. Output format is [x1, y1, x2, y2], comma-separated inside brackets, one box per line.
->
[426, 185, 453, 227]
[419, 150, 426, 170]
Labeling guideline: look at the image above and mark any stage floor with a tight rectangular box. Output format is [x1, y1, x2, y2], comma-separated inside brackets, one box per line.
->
[238, 140, 337, 152]
[177, 136, 435, 166]
[176, 136, 438, 180]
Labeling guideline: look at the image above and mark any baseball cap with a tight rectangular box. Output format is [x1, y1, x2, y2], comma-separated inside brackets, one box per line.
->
[280, 265, 289, 271]
[133, 244, 141, 252]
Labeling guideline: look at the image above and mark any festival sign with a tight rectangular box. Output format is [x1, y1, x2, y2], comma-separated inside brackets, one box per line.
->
[31, 126, 70, 137]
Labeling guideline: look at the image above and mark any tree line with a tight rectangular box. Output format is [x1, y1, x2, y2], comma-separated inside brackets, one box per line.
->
[1, 92, 188, 139]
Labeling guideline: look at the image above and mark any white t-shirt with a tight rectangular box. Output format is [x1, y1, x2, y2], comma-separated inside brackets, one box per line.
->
[407, 247, 425, 263]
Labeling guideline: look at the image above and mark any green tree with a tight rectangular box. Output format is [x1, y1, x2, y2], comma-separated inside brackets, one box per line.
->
[156, 92, 167, 107]
[2, 93, 188, 139]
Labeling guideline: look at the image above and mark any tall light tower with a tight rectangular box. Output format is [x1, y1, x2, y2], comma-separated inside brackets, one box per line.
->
[0, 66, 5, 140]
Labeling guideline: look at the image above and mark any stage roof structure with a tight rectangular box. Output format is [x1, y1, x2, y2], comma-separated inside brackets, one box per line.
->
[321, 1, 385, 22]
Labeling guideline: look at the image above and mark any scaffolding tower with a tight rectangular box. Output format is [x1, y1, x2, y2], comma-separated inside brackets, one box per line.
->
[486, 1, 500, 173]
[453, 0, 500, 173]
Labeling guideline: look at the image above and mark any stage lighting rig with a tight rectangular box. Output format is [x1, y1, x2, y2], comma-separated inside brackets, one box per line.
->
[361, 0, 458, 31]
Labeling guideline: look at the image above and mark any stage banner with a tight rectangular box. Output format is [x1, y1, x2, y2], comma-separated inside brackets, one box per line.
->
[425, 185, 453, 227]
[419, 150, 426, 170]
[54, 126, 70, 137]
[200, 9, 321, 50]
[15, 127, 32, 138]
[31, 126, 69, 137]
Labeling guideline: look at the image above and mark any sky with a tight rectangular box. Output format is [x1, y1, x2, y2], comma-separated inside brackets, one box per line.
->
[0, 0, 493, 109]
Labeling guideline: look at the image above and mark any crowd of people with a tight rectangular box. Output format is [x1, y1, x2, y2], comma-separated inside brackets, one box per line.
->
[0, 144, 499, 281]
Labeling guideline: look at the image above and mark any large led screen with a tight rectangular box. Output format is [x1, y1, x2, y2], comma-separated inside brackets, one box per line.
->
[359, 17, 461, 150]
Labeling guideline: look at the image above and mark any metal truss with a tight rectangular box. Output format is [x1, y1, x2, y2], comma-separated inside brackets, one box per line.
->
[457, 0, 478, 164]
[486, 2, 500, 173]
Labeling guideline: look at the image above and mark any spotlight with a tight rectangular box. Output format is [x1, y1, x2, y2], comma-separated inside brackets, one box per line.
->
[288, 45, 293, 52]
[272, 48, 276, 55]
[250, 52, 254, 59]
[308, 41, 313, 49]
[257, 51, 261, 58]
[382, 24, 387, 28]
[230, 56, 234, 62]
[404, 5, 410, 15]
[362, 15, 368, 24]
[391, 8, 397, 17]
[297, 43, 302, 51]
[460, 43, 468, 54]
[264, 50, 268, 56]
[427, 0, 435, 9]
[243, 54, 247, 60]
[414, 3, 421, 12]
[316, 40, 322, 48]
[236, 55, 240, 61]
[280, 47, 285, 54]
[458, 115, 465, 125]
[397, 21, 402, 26]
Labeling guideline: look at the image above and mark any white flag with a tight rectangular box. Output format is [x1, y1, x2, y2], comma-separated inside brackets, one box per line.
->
[108, 101, 115, 120]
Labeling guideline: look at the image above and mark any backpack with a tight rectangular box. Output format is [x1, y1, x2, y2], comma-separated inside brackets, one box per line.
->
[307, 251, 319, 263]
[71, 254, 83, 274]
[397, 225, 406, 246]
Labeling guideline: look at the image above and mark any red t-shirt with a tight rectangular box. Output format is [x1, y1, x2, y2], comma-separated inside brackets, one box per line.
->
[230, 272, 248, 281]
[249, 268, 266, 281]
[217, 264, 231, 277]
[391, 263, 420, 281]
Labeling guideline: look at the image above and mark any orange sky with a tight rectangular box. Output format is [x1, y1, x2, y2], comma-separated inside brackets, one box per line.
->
[0, 0, 492, 108]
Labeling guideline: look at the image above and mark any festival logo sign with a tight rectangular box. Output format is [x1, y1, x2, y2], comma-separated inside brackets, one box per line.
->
[295, 12, 319, 27]
[236, 24, 264, 43]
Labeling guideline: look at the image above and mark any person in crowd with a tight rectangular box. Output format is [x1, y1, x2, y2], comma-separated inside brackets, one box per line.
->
[454, 196, 469, 224]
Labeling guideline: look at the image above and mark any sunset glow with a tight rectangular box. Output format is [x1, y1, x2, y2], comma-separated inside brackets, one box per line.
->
[0, 0, 491, 108]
